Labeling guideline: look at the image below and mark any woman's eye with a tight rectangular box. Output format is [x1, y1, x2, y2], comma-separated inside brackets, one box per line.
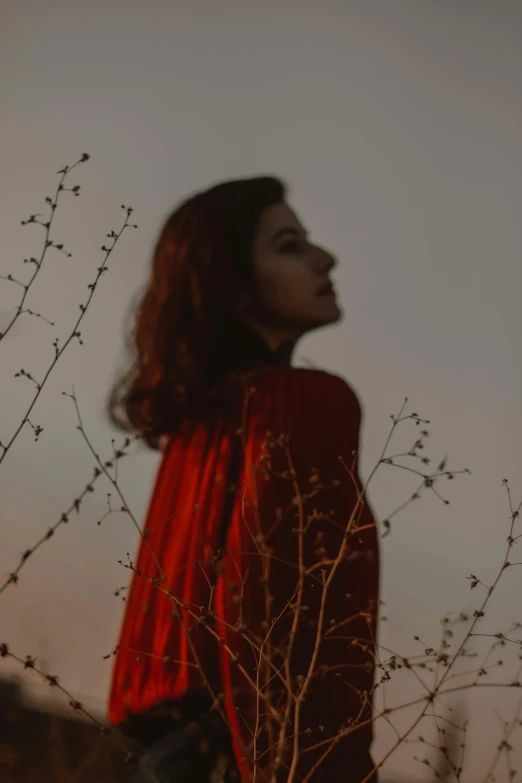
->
[280, 240, 300, 253]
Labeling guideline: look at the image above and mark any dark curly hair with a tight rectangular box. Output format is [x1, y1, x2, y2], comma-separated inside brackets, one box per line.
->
[106, 175, 287, 451]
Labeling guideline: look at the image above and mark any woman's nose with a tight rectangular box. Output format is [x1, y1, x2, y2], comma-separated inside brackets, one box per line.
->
[313, 251, 337, 274]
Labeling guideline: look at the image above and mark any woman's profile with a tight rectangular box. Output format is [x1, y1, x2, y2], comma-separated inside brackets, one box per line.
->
[106, 176, 380, 782]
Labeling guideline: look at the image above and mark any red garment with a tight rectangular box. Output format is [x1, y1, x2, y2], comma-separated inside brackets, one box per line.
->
[108, 366, 380, 782]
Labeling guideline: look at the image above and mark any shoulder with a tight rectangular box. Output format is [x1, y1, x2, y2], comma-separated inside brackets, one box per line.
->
[252, 365, 358, 394]
[240, 366, 362, 419]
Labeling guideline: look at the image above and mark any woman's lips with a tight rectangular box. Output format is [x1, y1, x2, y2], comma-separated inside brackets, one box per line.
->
[317, 284, 335, 296]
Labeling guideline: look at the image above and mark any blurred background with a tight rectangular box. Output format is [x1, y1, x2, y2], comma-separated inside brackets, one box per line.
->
[1, 1, 521, 780]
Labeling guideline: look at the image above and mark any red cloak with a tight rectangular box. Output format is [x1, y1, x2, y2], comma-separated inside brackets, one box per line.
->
[108, 366, 380, 782]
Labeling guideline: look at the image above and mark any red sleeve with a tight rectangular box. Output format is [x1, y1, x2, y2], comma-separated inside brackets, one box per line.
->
[214, 369, 380, 783]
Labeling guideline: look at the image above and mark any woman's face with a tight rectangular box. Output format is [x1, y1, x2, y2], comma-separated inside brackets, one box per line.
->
[239, 202, 342, 341]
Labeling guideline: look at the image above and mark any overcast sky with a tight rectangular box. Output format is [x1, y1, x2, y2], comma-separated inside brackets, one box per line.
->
[1, 1, 521, 779]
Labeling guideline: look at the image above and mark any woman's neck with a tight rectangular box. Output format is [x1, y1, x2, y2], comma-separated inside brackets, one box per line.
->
[241, 317, 300, 359]
[203, 315, 296, 388]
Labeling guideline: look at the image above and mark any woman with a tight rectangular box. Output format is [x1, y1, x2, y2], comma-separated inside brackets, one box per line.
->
[106, 176, 380, 782]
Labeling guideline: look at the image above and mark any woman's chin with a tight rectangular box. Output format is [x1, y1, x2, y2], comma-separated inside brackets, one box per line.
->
[321, 299, 342, 324]
[305, 303, 343, 330]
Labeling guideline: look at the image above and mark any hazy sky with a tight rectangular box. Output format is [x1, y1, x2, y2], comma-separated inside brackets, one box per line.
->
[1, 2, 521, 780]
